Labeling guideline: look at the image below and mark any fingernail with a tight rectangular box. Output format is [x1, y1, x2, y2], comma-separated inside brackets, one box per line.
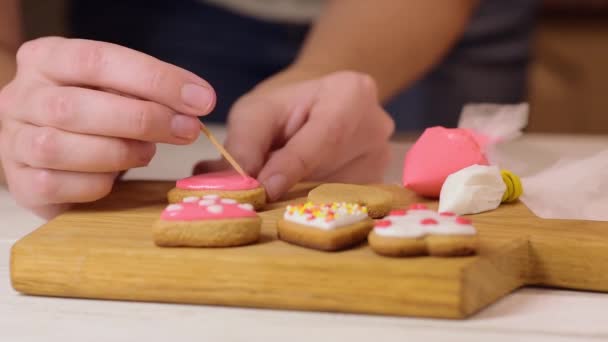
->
[171, 114, 200, 140]
[262, 174, 288, 201]
[181, 83, 215, 113]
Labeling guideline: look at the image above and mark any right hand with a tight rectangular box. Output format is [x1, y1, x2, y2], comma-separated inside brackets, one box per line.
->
[0, 37, 216, 218]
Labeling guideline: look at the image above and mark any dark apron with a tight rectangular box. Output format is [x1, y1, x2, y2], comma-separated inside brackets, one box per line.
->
[67, 0, 539, 131]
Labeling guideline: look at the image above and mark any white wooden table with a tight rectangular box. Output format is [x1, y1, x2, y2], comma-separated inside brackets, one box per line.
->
[2, 126, 608, 342]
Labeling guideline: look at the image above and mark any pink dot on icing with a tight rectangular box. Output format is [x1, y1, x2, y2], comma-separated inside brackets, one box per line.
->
[456, 217, 472, 225]
[420, 218, 438, 225]
[166, 204, 183, 211]
[238, 203, 254, 211]
[206, 205, 223, 214]
[198, 199, 215, 206]
[440, 212, 456, 217]
[182, 196, 199, 203]
[220, 198, 237, 204]
[389, 209, 407, 216]
[409, 203, 428, 210]
[375, 220, 392, 228]
[203, 195, 219, 200]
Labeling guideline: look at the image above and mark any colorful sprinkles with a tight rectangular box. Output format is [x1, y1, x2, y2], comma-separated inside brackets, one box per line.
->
[286, 202, 368, 223]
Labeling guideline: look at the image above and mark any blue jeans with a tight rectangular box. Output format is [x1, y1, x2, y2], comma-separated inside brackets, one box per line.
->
[67, 0, 538, 131]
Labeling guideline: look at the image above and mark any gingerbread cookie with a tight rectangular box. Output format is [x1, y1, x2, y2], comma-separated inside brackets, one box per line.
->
[307, 183, 392, 218]
[277, 202, 374, 251]
[154, 195, 261, 247]
[368, 204, 477, 257]
[167, 170, 266, 210]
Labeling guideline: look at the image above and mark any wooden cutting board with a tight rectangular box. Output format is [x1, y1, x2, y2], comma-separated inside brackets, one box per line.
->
[9, 181, 608, 319]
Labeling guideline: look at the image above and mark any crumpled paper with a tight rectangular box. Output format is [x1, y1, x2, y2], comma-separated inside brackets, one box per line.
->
[518, 151, 608, 221]
[458, 103, 608, 222]
[458, 103, 529, 145]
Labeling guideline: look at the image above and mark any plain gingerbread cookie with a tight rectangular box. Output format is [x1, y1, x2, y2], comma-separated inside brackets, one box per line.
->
[368, 204, 477, 257]
[167, 170, 266, 210]
[307, 183, 392, 218]
[277, 202, 374, 251]
[154, 195, 261, 247]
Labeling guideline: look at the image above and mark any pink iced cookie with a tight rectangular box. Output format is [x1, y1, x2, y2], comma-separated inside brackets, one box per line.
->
[168, 170, 267, 210]
[402, 126, 489, 198]
[177, 170, 260, 190]
[154, 195, 261, 248]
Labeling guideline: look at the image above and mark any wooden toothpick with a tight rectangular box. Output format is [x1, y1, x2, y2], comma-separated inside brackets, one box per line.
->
[199, 123, 249, 178]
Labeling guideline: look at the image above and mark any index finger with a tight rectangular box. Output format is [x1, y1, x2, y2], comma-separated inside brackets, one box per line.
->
[19, 37, 216, 116]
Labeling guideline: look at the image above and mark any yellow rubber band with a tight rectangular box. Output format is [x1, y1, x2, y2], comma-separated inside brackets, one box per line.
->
[505, 173, 518, 202]
[510, 172, 524, 200]
[501, 171, 513, 202]
[508, 171, 523, 201]
[500, 169, 523, 203]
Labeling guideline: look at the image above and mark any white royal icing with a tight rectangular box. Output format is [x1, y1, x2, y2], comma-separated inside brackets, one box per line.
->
[220, 198, 238, 204]
[439, 164, 506, 215]
[283, 202, 368, 230]
[198, 199, 216, 206]
[182, 196, 200, 203]
[206, 205, 224, 214]
[238, 203, 254, 211]
[166, 204, 183, 211]
[202, 194, 220, 200]
[374, 209, 476, 238]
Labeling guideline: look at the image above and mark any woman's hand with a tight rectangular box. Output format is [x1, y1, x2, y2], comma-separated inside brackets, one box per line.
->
[195, 70, 395, 200]
[0, 37, 216, 218]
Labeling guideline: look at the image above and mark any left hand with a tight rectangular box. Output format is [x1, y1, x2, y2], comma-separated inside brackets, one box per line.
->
[195, 70, 395, 201]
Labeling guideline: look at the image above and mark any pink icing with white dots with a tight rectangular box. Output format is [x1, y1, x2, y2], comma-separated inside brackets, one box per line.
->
[160, 195, 257, 221]
[373, 203, 476, 238]
[176, 170, 260, 191]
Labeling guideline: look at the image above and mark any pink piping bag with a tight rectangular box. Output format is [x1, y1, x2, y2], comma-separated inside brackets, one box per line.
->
[402, 103, 529, 198]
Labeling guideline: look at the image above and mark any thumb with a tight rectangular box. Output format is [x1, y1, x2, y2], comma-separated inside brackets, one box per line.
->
[221, 98, 285, 176]
[258, 117, 334, 201]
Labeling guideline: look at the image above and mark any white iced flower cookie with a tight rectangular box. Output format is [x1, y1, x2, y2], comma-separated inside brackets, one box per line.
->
[368, 204, 478, 257]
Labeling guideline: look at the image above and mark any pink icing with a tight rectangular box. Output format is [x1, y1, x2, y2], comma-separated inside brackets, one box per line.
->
[177, 170, 260, 191]
[375, 220, 392, 228]
[456, 217, 472, 225]
[409, 203, 429, 210]
[402, 126, 489, 198]
[420, 218, 439, 225]
[389, 210, 407, 216]
[160, 196, 257, 221]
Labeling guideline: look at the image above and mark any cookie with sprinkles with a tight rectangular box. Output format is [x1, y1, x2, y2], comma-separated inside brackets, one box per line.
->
[167, 170, 266, 210]
[368, 203, 478, 257]
[153, 195, 261, 247]
[277, 202, 374, 251]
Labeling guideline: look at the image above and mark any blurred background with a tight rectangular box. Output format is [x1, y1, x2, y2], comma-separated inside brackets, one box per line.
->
[21, 0, 608, 134]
